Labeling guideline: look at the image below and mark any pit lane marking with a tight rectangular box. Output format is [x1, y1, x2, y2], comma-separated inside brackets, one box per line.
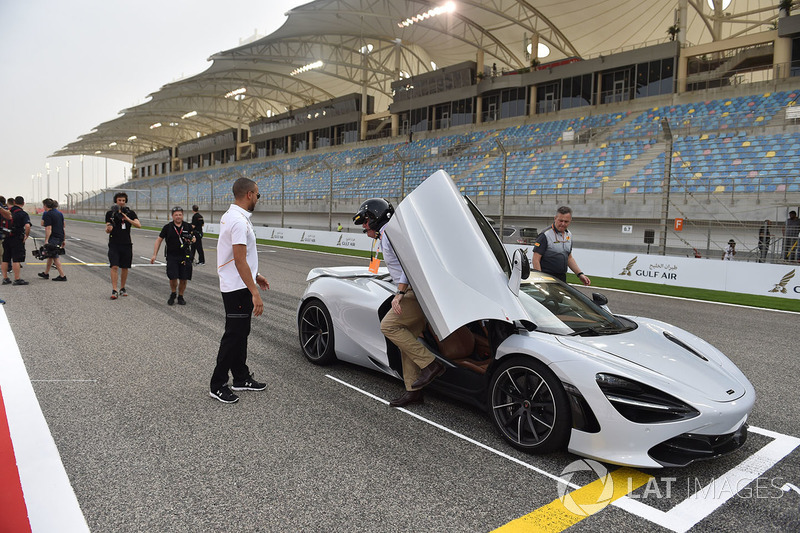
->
[613, 426, 800, 532]
[325, 374, 581, 486]
[326, 374, 800, 532]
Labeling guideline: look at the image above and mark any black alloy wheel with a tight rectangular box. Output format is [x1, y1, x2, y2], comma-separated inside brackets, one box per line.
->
[298, 299, 336, 365]
[489, 358, 571, 453]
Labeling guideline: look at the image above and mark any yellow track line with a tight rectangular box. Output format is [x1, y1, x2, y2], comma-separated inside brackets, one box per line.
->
[494, 467, 652, 532]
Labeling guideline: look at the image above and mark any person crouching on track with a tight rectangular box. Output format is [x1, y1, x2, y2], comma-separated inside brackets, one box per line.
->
[38, 198, 67, 281]
[151, 206, 195, 305]
[354, 198, 445, 408]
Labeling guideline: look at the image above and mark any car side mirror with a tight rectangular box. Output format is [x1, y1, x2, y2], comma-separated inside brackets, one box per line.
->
[508, 248, 530, 296]
[592, 292, 611, 313]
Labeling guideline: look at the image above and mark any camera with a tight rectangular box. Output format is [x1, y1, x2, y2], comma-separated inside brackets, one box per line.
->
[110, 204, 132, 224]
[32, 242, 65, 260]
[178, 231, 194, 264]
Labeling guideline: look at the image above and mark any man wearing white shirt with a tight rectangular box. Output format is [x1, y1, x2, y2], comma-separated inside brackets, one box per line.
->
[209, 178, 270, 404]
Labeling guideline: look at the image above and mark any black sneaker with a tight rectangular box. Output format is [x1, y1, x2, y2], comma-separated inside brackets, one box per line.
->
[177, 295, 186, 305]
[209, 386, 239, 404]
[111, 290, 118, 300]
[167, 292, 177, 305]
[231, 373, 266, 391]
[2, 278, 10, 285]
[52, 275, 67, 281]
[12, 279, 29, 286]
[119, 287, 128, 297]
[37, 272, 49, 279]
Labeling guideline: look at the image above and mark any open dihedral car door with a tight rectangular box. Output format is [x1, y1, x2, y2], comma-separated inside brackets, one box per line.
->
[383, 169, 530, 339]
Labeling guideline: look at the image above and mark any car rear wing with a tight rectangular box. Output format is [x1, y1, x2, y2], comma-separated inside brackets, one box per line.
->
[305, 266, 390, 282]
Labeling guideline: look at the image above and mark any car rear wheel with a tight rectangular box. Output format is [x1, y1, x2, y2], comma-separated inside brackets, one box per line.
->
[298, 299, 336, 365]
[489, 357, 571, 453]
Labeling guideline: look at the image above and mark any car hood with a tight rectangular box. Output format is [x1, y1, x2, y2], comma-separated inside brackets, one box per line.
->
[384, 170, 529, 339]
[556, 317, 750, 402]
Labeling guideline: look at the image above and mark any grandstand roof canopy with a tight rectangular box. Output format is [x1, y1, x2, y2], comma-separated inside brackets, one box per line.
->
[53, 0, 787, 162]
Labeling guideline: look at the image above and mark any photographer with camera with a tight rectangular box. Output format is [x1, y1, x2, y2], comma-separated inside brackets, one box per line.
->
[105, 192, 141, 299]
[1, 196, 32, 286]
[150, 206, 195, 305]
[190, 205, 205, 265]
[37, 198, 67, 281]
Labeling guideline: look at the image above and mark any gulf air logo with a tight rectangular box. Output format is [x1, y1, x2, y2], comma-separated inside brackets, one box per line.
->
[619, 256, 637, 276]
[769, 269, 796, 294]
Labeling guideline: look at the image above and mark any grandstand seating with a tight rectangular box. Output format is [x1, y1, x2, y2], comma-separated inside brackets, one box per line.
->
[78, 88, 800, 211]
[620, 131, 800, 194]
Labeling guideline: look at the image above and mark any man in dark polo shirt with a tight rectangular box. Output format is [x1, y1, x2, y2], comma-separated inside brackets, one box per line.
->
[150, 206, 195, 305]
[532, 205, 591, 286]
[189, 204, 205, 265]
[105, 192, 141, 299]
[1, 196, 31, 286]
[37, 198, 67, 281]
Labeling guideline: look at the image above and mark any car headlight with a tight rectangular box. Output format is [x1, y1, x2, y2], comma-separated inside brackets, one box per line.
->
[596, 373, 700, 423]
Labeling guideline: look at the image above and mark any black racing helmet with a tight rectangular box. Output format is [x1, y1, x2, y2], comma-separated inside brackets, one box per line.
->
[353, 198, 394, 231]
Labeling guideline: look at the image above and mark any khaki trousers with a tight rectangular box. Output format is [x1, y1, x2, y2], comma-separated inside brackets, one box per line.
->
[380, 290, 436, 390]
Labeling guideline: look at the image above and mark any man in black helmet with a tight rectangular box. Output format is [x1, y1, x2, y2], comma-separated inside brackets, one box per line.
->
[354, 198, 445, 407]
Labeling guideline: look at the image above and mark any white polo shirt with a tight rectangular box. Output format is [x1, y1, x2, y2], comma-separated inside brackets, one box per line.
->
[217, 204, 259, 293]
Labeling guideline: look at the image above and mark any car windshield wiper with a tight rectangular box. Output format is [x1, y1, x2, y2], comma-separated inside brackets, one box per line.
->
[568, 324, 620, 336]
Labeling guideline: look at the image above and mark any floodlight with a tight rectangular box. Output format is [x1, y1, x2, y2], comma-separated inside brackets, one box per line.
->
[527, 42, 551, 58]
[397, 2, 455, 28]
[291, 60, 324, 76]
[224, 87, 247, 99]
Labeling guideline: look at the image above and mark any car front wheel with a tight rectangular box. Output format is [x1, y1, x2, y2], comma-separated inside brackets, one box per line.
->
[298, 299, 336, 365]
[489, 357, 571, 453]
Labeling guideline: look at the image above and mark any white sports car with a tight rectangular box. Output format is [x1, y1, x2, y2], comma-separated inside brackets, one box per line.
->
[296, 170, 755, 468]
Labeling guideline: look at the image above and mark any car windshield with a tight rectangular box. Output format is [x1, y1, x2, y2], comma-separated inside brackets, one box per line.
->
[518, 279, 627, 335]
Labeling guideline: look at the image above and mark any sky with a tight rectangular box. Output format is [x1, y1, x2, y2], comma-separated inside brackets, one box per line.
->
[0, 0, 302, 207]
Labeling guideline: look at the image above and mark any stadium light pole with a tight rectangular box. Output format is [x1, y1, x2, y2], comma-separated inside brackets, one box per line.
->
[46, 163, 51, 199]
[203, 176, 214, 223]
[31, 175, 35, 204]
[56, 166, 60, 205]
[496, 138, 508, 240]
[80, 155, 84, 215]
[659, 118, 673, 256]
[322, 160, 333, 231]
[395, 155, 407, 199]
[265, 164, 285, 227]
[66, 161, 70, 211]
